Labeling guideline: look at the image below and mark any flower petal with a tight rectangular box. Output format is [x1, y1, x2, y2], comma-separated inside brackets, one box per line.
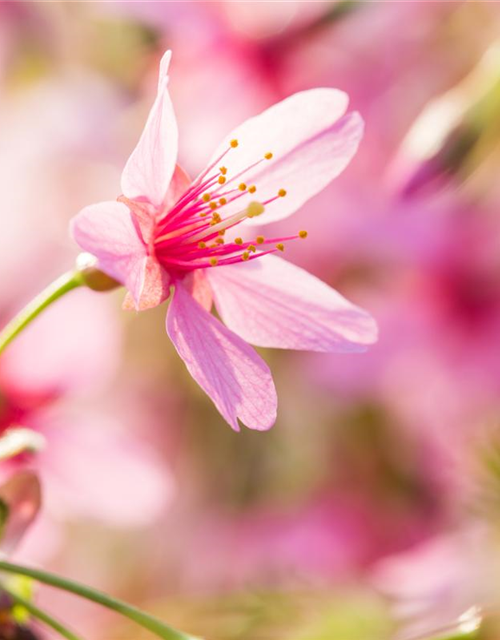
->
[207, 254, 378, 352]
[166, 282, 277, 431]
[183, 269, 213, 311]
[122, 256, 171, 311]
[70, 200, 148, 305]
[121, 50, 178, 206]
[208, 89, 363, 224]
[164, 164, 192, 211]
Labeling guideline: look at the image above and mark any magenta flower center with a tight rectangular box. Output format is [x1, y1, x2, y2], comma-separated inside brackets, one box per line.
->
[129, 140, 307, 273]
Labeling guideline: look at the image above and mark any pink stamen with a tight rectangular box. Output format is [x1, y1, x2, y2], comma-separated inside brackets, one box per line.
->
[261, 195, 281, 207]
[141, 142, 296, 274]
[190, 145, 233, 189]
[224, 157, 266, 188]
[157, 248, 277, 271]
[158, 174, 220, 228]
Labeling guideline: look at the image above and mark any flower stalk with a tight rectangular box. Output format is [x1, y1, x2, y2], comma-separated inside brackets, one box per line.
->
[0, 271, 84, 357]
[0, 256, 120, 357]
[2, 584, 84, 640]
[0, 561, 199, 640]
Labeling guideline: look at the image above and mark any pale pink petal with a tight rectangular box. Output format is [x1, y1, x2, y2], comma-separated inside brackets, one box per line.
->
[121, 50, 178, 206]
[166, 282, 277, 431]
[0, 471, 41, 555]
[122, 256, 171, 311]
[207, 255, 378, 352]
[117, 195, 156, 239]
[183, 269, 213, 311]
[164, 163, 192, 210]
[207, 89, 363, 224]
[119, 164, 191, 241]
[70, 200, 148, 305]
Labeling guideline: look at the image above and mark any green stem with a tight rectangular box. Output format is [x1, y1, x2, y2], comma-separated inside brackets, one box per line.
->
[0, 561, 198, 640]
[0, 271, 84, 356]
[3, 584, 85, 640]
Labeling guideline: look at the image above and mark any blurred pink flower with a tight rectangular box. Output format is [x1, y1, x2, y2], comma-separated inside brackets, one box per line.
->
[176, 493, 432, 592]
[179, 500, 370, 591]
[0, 470, 44, 639]
[372, 526, 498, 639]
[71, 50, 377, 431]
[0, 290, 172, 541]
[303, 199, 500, 503]
[0, 72, 126, 309]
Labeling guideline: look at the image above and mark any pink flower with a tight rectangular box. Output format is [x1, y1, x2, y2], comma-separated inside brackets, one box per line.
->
[0, 291, 171, 538]
[372, 526, 496, 639]
[71, 50, 377, 431]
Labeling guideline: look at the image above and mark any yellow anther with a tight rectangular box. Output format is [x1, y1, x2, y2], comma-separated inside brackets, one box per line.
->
[218, 176, 226, 185]
[213, 213, 221, 221]
[215, 237, 225, 245]
[198, 242, 206, 249]
[247, 201, 265, 218]
[256, 236, 265, 244]
[238, 183, 247, 191]
[248, 245, 256, 253]
[230, 139, 239, 148]
[219, 166, 227, 175]
[209, 202, 218, 210]
[218, 230, 226, 236]
[299, 230, 308, 239]
[242, 252, 250, 261]
[209, 258, 218, 266]
[265, 152, 273, 160]
[248, 185, 256, 194]
[202, 193, 211, 202]
[219, 197, 227, 206]
[200, 212, 208, 217]
[278, 189, 287, 197]
[276, 243, 285, 252]
[235, 237, 243, 245]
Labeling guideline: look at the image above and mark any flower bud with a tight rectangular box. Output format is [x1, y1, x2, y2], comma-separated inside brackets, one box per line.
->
[391, 44, 500, 200]
[76, 253, 121, 292]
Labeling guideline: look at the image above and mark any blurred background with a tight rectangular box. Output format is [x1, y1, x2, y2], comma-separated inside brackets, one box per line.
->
[1, 1, 500, 639]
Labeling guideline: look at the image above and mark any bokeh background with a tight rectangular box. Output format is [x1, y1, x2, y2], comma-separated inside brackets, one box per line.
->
[2, 1, 500, 639]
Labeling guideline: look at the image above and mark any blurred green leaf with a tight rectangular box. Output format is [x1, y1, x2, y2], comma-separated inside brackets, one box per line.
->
[114, 588, 392, 640]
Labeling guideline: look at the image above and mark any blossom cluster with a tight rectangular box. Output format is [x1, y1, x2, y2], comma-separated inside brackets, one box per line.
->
[1, 2, 499, 639]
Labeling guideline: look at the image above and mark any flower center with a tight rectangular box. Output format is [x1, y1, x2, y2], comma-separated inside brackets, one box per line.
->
[151, 140, 307, 271]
